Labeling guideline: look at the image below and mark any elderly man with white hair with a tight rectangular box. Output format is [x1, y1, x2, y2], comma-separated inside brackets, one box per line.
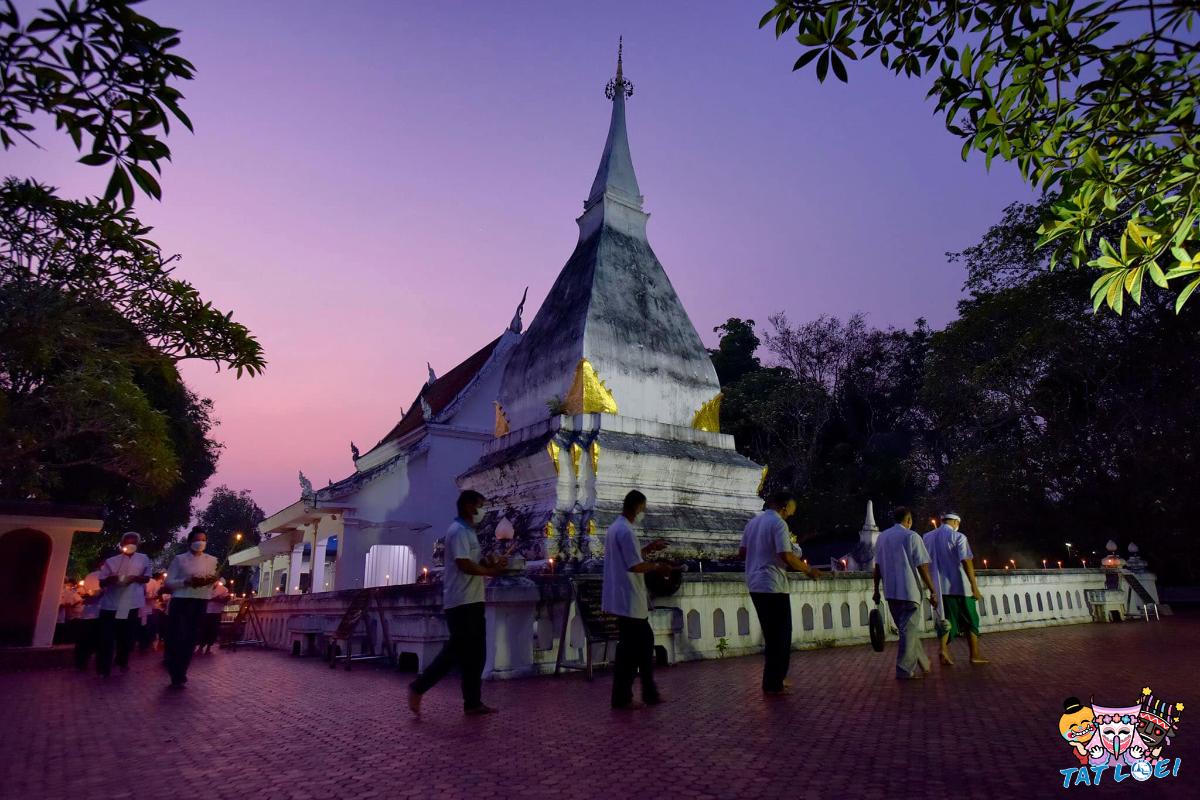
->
[96, 532, 153, 676]
[922, 512, 989, 666]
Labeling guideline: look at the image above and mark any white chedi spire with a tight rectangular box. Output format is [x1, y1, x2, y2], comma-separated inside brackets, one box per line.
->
[860, 500, 879, 540]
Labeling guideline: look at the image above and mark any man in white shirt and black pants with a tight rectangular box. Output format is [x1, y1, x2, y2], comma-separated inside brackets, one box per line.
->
[408, 490, 507, 717]
[740, 491, 822, 696]
[602, 490, 672, 710]
[163, 527, 219, 688]
[873, 507, 938, 680]
[96, 532, 153, 676]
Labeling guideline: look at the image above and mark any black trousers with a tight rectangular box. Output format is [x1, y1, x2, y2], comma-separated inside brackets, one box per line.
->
[410, 602, 486, 710]
[96, 609, 139, 675]
[73, 618, 98, 669]
[750, 592, 793, 692]
[165, 597, 207, 684]
[612, 615, 659, 707]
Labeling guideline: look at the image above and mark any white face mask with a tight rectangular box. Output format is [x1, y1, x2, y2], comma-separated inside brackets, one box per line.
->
[633, 511, 645, 526]
[121, 543, 137, 555]
[471, 508, 485, 525]
[190, 541, 206, 553]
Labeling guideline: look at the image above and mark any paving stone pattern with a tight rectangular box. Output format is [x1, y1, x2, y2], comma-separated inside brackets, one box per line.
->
[1, 614, 1197, 799]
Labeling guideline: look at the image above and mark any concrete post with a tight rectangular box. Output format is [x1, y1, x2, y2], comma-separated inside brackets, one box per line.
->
[287, 542, 304, 595]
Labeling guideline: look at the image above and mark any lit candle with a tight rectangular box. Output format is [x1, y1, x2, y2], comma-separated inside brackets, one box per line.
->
[1042, 559, 1047, 569]
[982, 559, 988, 569]
[548, 558, 555, 574]
[1057, 561, 1063, 569]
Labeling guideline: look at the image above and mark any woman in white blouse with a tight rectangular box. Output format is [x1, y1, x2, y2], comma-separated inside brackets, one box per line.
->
[163, 528, 219, 688]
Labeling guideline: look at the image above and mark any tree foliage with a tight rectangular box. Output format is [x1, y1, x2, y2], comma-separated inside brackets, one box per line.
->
[0, 282, 219, 556]
[0, 178, 265, 375]
[716, 197, 1200, 583]
[0, 0, 195, 205]
[761, 1, 1200, 313]
[193, 484, 264, 568]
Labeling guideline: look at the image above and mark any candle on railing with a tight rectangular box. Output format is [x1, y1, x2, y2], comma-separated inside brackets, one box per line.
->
[1009, 559, 1016, 568]
[1042, 559, 1047, 569]
[548, 558, 555, 574]
[982, 559, 988, 569]
[840, 559, 848, 571]
[1057, 561, 1063, 569]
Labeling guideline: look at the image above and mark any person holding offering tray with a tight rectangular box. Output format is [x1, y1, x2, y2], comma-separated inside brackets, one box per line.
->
[163, 527, 219, 688]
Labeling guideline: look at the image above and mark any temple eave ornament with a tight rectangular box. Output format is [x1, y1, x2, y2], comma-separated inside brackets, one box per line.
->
[691, 392, 723, 433]
[493, 401, 510, 437]
[563, 358, 619, 415]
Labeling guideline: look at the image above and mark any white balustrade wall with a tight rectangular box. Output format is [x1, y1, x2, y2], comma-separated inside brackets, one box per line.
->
[238, 569, 1156, 679]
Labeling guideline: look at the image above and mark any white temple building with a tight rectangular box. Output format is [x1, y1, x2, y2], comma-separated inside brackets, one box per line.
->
[233, 42, 765, 592]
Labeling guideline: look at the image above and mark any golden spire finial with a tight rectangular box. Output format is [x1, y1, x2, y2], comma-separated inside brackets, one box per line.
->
[605, 36, 633, 100]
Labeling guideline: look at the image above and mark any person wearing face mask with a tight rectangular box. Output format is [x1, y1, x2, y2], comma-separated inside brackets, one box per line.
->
[163, 527, 219, 687]
[738, 491, 823, 696]
[408, 490, 507, 717]
[602, 490, 672, 710]
[96, 532, 153, 676]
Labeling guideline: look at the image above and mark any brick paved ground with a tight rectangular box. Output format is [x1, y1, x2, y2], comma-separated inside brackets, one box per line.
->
[1, 614, 1196, 800]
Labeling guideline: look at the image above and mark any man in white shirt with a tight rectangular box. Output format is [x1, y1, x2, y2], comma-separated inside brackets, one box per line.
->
[163, 527, 220, 688]
[602, 490, 672, 710]
[923, 512, 988, 666]
[873, 507, 938, 680]
[408, 491, 507, 717]
[739, 491, 823, 696]
[73, 559, 103, 670]
[96, 532, 153, 676]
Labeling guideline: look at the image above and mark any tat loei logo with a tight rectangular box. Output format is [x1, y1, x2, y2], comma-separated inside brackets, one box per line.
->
[1058, 687, 1184, 788]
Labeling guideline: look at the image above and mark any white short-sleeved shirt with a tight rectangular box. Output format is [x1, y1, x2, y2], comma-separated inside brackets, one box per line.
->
[875, 524, 931, 603]
[922, 525, 973, 596]
[601, 516, 648, 619]
[442, 519, 484, 609]
[98, 553, 153, 614]
[166, 552, 219, 600]
[742, 510, 795, 594]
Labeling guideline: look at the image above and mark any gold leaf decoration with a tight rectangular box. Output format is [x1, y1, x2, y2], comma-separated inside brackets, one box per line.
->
[563, 358, 618, 415]
[566, 521, 577, 538]
[587, 519, 597, 537]
[757, 466, 769, 494]
[692, 392, 723, 432]
[589, 441, 600, 474]
[493, 401, 510, 437]
[570, 442, 583, 476]
[547, 440, 561, 474]
[544, 521, 556, 539]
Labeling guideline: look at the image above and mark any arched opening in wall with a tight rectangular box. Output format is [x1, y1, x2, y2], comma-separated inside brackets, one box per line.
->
[364, 545, 416, 587]
[736, 608, 751, 636]
[1066, 592, 1073, 610]
[1037, 593, 1044, 612]
[801, 604, 814, 632]
[686, 610, 702, 640]
[0, 528, 52, 646]
[1056, 591, 1063, 611]
[1003, 595, 1011, 615]
[1075, 590, 1082, 610]
[1025, 593, 1033, 614]
[978, 597, 987, 617]
[1014, 594, 1021, 613]
[713, 609, 726, 639]
[859, 601, 869, 626]
[396, 652, 420, 672]
[990, 596, 998, 616]
[821, 603, 834, 630]
[840, 602, 851, 628]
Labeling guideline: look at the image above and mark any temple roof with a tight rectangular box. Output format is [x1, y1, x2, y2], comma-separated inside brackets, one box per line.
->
[367, 336, 501, 453]
[495, 43, 720, 432]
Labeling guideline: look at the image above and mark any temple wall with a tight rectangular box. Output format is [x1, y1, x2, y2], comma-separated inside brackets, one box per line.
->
[238, 569, 1152, 678]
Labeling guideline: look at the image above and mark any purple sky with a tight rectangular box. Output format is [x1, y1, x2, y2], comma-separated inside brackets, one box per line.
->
[12, 1, 1033, 517]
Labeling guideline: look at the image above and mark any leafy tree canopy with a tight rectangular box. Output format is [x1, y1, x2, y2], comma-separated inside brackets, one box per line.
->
[0, 0, 194, 205]
[761, 1, 1200, 313]
[0, 178, 265, 376]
